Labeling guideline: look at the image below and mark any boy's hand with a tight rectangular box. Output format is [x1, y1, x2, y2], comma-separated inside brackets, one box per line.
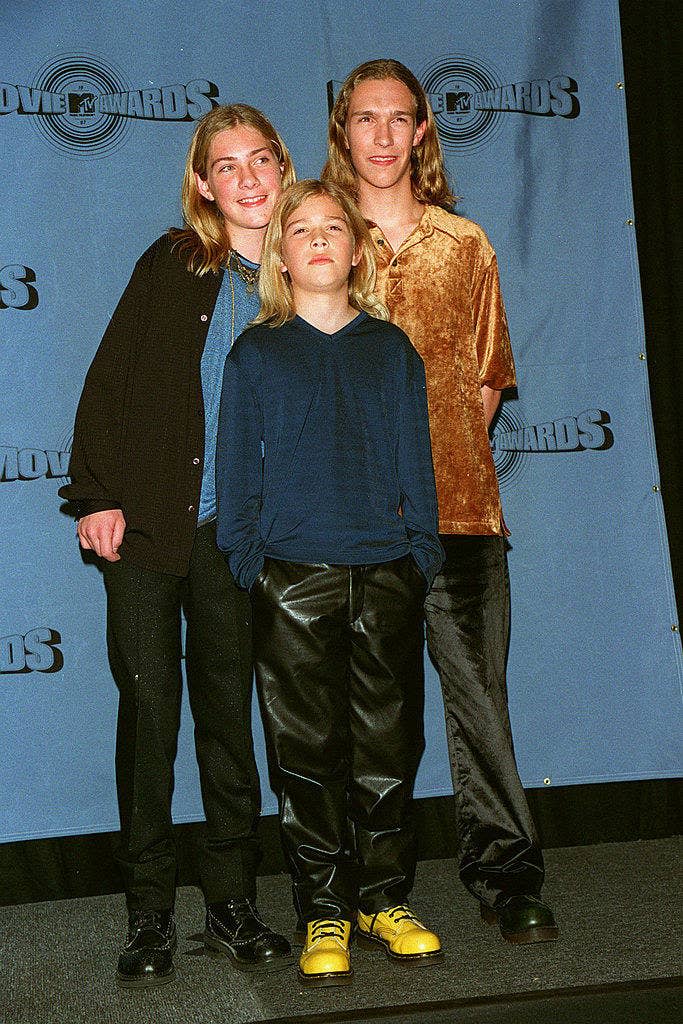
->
[77, 509, 126, 562]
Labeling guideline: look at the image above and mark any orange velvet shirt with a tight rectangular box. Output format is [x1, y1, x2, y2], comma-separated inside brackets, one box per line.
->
[370, 205, 516, 536]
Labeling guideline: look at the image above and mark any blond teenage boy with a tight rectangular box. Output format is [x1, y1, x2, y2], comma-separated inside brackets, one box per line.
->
[61, 105, 297, 987]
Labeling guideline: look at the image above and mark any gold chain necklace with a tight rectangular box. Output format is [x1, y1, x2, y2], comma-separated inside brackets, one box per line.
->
[228, 250, 260, 294]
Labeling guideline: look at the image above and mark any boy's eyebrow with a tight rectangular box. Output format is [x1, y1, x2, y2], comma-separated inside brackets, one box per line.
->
[286, 214, 347, 228]
[210, 146, 271, 169]
[348, 107, 413, 118]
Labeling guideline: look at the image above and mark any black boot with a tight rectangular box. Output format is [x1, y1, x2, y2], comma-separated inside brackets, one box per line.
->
[481, 895, 559, 943]
[204, 899, 294, 972]
[116, 909, 177, 988]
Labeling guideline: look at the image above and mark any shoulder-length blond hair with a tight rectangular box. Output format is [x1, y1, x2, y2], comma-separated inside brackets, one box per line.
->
[254, 179, 388, 328]
[322, 58, 456, 210]
[169, 103, 295, 276]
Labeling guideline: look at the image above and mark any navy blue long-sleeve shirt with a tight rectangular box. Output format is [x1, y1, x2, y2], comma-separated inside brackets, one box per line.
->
[216, 311, 444, 590]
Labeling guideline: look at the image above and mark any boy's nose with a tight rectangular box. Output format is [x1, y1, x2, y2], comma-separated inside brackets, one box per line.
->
[239, 168, 258, 188]
[374, 121, 393, 146]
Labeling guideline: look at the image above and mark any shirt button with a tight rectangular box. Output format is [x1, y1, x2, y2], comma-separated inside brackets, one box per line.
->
[377, 239, 385, 246]
[192, 457, 200, 465]
[188, 505, 195, 513]
[200, 314, 208, 322]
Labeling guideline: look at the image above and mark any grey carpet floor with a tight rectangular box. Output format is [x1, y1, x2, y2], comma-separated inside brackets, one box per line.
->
[0, 838, 679, 1024]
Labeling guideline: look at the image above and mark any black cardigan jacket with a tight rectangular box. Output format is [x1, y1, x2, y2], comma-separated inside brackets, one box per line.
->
[59, 233, 224, 576]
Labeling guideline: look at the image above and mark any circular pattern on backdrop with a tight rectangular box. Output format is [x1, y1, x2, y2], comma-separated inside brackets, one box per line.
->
[420, 54, 505, 153]
[491, 404, 527, 490]
[30, 53, 133, 157]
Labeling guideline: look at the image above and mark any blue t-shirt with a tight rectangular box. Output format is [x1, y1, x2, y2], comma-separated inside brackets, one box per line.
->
[198, 256, 260, 523]
[216, 311, 443, 589]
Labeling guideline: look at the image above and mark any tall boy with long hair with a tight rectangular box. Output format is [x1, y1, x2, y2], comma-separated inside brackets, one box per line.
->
[323, 60, 558, 945]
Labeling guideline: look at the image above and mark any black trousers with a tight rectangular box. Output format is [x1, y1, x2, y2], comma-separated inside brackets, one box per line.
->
[251, 556, 426, 923]
[425, 534, 545, 907]
[102, 521, 261, 911]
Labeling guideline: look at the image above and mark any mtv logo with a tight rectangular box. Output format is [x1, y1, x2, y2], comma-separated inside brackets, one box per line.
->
[67, 92, 96, 116]
[445, 91, 471, 114]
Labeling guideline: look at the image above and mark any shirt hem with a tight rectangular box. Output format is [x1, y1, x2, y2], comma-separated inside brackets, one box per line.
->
[438, 520, 503, 536]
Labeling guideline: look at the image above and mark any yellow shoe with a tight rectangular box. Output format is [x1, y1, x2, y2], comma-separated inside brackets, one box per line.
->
[297, 919, 353, 987]
[356, 905, 444, 966]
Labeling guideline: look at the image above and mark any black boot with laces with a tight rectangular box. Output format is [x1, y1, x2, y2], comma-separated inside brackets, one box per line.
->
[204, 899, 294, 972]
[116, 908, 177, 989]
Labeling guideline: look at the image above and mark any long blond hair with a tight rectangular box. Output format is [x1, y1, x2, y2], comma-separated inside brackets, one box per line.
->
[169, 104, 295, 275]
[322, 59, 456, 209]
[254, 179, 388, 328]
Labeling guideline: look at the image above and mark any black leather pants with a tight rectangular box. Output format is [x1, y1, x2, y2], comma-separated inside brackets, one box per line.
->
[425, 534, 545, 906]
[250, 556, 426, 923]
[103, 522, 261, 911]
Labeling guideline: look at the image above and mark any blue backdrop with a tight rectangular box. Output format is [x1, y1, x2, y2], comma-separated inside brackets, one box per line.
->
[1, 0, 681, 843]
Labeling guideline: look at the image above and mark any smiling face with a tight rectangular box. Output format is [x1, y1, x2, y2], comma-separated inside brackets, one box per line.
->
[280, 192, 360, 300]
[195, 124, 284, 252]
[344, 77, 426, 197]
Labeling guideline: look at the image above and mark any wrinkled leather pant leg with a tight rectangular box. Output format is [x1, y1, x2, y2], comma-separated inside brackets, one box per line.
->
[251, 561, 355, 921]
[424, 535, 545, 907]
[103, 559, 184, 911]
[183, 522, 262, 903]
[350, 556, 426, 915]
[251, 557, 425, 922]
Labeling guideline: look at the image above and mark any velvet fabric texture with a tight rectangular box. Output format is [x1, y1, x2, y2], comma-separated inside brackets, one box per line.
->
[250, 557, 426, 922]
[370, 206, 516, 536]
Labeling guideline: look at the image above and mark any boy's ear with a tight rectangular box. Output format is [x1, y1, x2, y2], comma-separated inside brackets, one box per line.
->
[280, 261, 288, 274]
[195, 172, 214, 202]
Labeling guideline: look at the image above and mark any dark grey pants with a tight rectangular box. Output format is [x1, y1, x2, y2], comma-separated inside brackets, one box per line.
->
[425, 534, 545, 907]
[103, 522, 261, 911]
